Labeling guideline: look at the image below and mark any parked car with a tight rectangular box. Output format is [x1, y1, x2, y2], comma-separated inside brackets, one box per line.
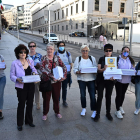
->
[43, 33, 59, 44]
[69, 32, 85, 37]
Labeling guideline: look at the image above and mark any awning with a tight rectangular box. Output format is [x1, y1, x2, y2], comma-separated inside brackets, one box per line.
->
[91, 25, 101, 29]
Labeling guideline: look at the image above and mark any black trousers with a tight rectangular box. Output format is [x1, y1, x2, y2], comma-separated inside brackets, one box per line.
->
[16, 83, 35, 126]
[96, 80, 114, 115]
[115, 82, 129, 111]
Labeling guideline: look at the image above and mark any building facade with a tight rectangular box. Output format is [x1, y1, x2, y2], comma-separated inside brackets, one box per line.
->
[31, 0, 133, 36]
[134, 0, 140, 23]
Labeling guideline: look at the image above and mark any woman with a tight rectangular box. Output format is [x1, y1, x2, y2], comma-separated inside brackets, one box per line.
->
[0, 55, 6, 119]
[115, 46, 135, 119]
[28, 41, 42, 110]
[55, 41, 73, 107]
[73, 45, 97, 118]
[39, 43, 67, 120]
[10, 44, 38, 131]
[94, 44, 115, 122]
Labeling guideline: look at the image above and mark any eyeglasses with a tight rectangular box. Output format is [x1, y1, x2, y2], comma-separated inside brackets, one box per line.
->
[82, 50, 88, 52]
[29, 45, 36, 48]
[105, 50, 112, 52]
[19, 51, 26, 54]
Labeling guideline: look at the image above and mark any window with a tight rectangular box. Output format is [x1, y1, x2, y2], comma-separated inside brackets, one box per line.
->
[66, 25, 68, 30]
[66, 8, 68, 16]
[58, 11, 59, 19]
[28, 14, 30, 16]
[108, 1, 112, 12]
[71, 25, 73, 29]
[120, 3, 125, 13]
[62, 10, 64, 18]
[58, 25, 59, 31]
[55, 13, 56, 20]
[76, 23, 78, 29]
[82, 1, 84, 11]
[95, 0, 99, 11]
[71, 6, 73, 15]
[76, 4, 78, 13]
[81, 22, 84, 28]
[62, 26, 64, 31]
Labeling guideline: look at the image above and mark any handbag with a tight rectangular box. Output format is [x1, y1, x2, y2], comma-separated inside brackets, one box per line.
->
[39, 57, 54, 92]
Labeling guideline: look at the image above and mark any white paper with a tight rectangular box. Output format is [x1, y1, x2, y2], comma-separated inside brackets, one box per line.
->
[53, 66, 63, 80]
[105, 57, 117, 72]
[137, 70, 140, 76]
[66, 65, 71, 72]
[104, 74, 122, 80]
[22, 75, 41, 83]
[0, 62, 5, 68]
[121, 69, 136, 76]
[80, 67, 97, 73]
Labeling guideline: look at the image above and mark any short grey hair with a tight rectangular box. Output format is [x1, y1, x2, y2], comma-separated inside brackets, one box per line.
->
[46, 43, 55, 49]
[80, 45, 90, 52]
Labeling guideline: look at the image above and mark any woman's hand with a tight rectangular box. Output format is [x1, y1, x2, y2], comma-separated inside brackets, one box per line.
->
[110, 77, 115, 81]
[59, 77, 65, 82]
[76, 71, 81, 74]
[16, 78, 23, 84]
[103, 65, 108, 71]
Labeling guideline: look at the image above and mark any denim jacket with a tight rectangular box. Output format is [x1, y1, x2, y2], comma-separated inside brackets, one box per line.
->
[135, 62, 140, 83]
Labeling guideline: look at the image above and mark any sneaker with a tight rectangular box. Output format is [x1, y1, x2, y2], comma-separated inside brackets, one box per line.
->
[42, 115, 47, 121]
[63, 101, 68, 107]
[91, 111, 96, 119]
[94, 114, 100, 122]
[81, 108, 86, 116]
[106, 113, 113, 121]
[115, 111, 123, 119]
[120, 107, 125, 115]
[55, 113, 62, 119]
[36, 103, 40, 110]
[134, 109, 140, 115]
[0, 112, 4, 119]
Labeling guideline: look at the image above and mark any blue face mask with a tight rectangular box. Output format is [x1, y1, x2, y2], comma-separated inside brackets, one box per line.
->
[59, 47, 65, 51]
[123, 52, 129, 57]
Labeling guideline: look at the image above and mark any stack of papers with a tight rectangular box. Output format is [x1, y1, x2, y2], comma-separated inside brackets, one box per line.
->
[53, 66, 63, 80]
[121, 69, 136, 76]
[103, 69, 122, 80]
[0, 62, 5, 68]
[66, 65, 71, 72]
[22, 75, 41, 83]
[80, 67, 97, 73]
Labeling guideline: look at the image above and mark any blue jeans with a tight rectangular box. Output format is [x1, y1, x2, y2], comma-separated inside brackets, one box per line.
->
[0, 76, 6, 110]
[135, 80, 140, 109]
[78, 80, 96, 111]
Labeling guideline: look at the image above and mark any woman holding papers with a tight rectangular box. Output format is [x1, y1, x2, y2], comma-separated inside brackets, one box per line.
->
[115, 46, 135, 119]
[54, 41, 72, 107]
[10, 44, 38, 131]
[73, 45, 97, 119]
[40, 43, 67, 120]
[28, 41, 42, 110]
[94, 44, 114, 122]
[0, 54, 6, 120]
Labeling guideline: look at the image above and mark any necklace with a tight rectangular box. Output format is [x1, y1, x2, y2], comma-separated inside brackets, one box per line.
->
[21, 60, 26, 66]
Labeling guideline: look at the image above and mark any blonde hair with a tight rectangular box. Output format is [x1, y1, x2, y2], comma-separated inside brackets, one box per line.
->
[80, 45, 90, 52]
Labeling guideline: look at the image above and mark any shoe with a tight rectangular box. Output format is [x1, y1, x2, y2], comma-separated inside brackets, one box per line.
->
[94, 114, 100, 122]
[120, 107, 125, 115]
[91, 111, 96, 119]
[55, 113, 62, 119]
[42, 115, 47, 121]
[25, 122, 35, 127]
[36, 103, 40, 110]
[134, 109, 140, 115]
[0, 112, 4, 119]
[106, 113, 113, 121]
[81, 108, 86, 116]
[17, 126, 22, 131]
[115, 111, 123, 119]
[63, 101, 68, 107]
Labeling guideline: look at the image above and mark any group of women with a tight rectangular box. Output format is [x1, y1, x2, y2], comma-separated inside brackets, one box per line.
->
[0, 41, 140, 131]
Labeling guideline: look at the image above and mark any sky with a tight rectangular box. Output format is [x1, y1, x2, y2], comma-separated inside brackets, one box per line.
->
[3, 0, 33, 6]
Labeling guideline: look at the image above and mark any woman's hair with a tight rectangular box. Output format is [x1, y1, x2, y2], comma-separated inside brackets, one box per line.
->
[46, 43, 55, 49]
[28, 41, 36, 48]
[80, 45, 90, 52]
[14, 44, 29, 59]
[122, 46, 135, 66]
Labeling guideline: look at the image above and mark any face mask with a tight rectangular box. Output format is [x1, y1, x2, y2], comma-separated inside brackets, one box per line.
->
[123, 52, 129, 57]
[59, 47, 65, 51]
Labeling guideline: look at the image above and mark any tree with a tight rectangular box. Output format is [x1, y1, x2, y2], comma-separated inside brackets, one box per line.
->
[1, 15, 8, 28]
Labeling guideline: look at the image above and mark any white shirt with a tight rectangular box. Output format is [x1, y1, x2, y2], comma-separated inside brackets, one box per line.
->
[73, 56, 97, 81]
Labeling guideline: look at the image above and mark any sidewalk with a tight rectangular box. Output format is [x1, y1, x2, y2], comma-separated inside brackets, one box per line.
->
[20, 30, 140, 57]
[0, 32, 140, 140]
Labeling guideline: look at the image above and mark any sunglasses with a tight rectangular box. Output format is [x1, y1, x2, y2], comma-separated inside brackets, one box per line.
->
[19, 51, 26, 54]
[82, 50, 88, 52]
[29, 45, 36, 48]
[105, 50, 112, 52]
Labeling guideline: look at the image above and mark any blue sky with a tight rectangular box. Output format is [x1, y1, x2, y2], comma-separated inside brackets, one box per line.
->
[3, 0, 31, 6]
